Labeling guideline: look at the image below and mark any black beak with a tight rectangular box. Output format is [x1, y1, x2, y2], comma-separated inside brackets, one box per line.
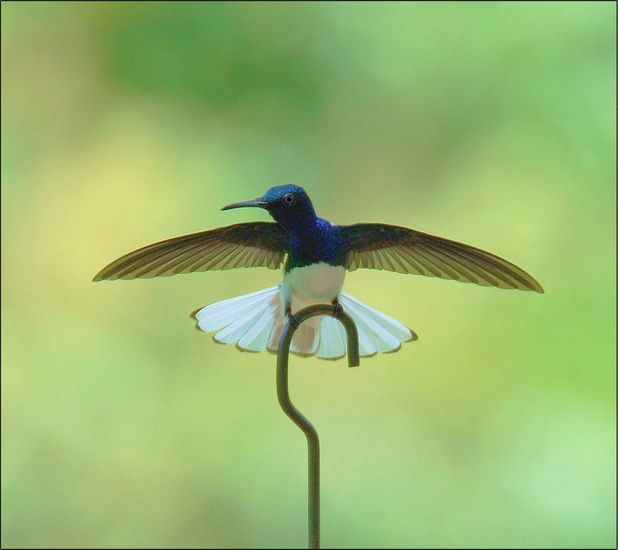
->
[221, 198, 269, 211]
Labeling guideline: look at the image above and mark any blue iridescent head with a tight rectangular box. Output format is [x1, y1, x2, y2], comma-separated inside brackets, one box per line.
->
[222, 185, 316, 229]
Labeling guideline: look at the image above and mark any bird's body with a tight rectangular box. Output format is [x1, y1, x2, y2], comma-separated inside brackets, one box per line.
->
[279, 214, 346, 312]
[283, 262, 345, 312]
[94, 185, 543, 359]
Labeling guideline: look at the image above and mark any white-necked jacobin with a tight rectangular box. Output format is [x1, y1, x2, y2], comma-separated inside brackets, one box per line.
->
[93, 184, 543, 359]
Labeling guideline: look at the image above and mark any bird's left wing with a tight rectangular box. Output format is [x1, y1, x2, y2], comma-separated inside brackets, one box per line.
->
[93, 222, 287, 281]
[340, 223, 543, 292]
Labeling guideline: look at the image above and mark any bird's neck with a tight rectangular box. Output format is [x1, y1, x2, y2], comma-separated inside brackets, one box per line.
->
[284, 217, 346, 272]
[278, 210, 319, 236]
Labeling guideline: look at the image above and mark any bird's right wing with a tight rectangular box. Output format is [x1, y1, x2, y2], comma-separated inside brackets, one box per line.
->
[340, 223, 543, 292]
[93, 222, 288, 281]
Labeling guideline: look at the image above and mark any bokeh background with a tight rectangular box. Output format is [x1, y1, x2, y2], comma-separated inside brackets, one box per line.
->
[2, 2, 615, 548]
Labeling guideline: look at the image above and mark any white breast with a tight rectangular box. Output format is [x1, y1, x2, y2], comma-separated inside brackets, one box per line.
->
[281, 262, 346, 313]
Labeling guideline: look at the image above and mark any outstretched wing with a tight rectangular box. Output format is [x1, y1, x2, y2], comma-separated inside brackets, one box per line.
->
[340, 223, 543, 293]
[93, 222, 287, 281]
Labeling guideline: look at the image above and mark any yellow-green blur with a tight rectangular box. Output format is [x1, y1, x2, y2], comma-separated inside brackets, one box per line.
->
[2, 2, 615, 548]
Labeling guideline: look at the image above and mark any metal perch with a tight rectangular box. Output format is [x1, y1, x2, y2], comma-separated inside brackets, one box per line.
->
[276, 303, 360, 549]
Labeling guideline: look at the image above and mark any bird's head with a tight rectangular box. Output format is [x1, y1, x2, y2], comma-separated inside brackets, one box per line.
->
[222, 185, 316, 230]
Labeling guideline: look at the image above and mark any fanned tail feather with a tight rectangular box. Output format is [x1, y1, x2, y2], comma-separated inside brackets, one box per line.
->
[338, 291, 417, 355]
[193, 286, 281, 352]
[192, 286, 416, 359]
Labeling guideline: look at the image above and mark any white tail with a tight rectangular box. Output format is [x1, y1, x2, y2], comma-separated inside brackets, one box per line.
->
[193, 285, 416, 359]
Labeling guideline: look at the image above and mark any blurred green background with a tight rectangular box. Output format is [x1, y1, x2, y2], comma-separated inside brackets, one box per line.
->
[1, 2, 615, 548]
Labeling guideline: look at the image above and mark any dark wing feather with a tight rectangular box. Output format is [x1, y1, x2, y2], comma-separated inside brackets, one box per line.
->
[93, 222, 287, 281]
[340, 223, 544, 293]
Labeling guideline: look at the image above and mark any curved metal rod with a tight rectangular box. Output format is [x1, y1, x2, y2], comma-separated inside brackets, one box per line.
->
[277, 303, 360, 549]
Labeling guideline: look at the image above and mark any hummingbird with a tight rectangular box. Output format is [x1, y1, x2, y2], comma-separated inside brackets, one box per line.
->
[93, 184, 543, 359]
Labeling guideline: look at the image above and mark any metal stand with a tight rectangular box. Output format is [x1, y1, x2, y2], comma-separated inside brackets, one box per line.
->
[276, 304, 360, 549]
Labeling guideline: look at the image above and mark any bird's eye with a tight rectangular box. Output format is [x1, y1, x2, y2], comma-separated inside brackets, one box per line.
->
[283, 194, 293, 205]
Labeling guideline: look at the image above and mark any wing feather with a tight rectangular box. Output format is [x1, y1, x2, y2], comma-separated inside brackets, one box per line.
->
[93, 222, 287, 281]
[393, 245, 428, 276]
[415, 244, 462, 280]
[340, 223, 543, 293]
[136, 240, 219, 279]
[406, 246, 445, 278]
[227, 246, 252, 270]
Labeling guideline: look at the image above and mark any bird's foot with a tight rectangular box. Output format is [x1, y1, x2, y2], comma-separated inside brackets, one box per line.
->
[331, 297, 343, 317]
[285, 306, 300, 329]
